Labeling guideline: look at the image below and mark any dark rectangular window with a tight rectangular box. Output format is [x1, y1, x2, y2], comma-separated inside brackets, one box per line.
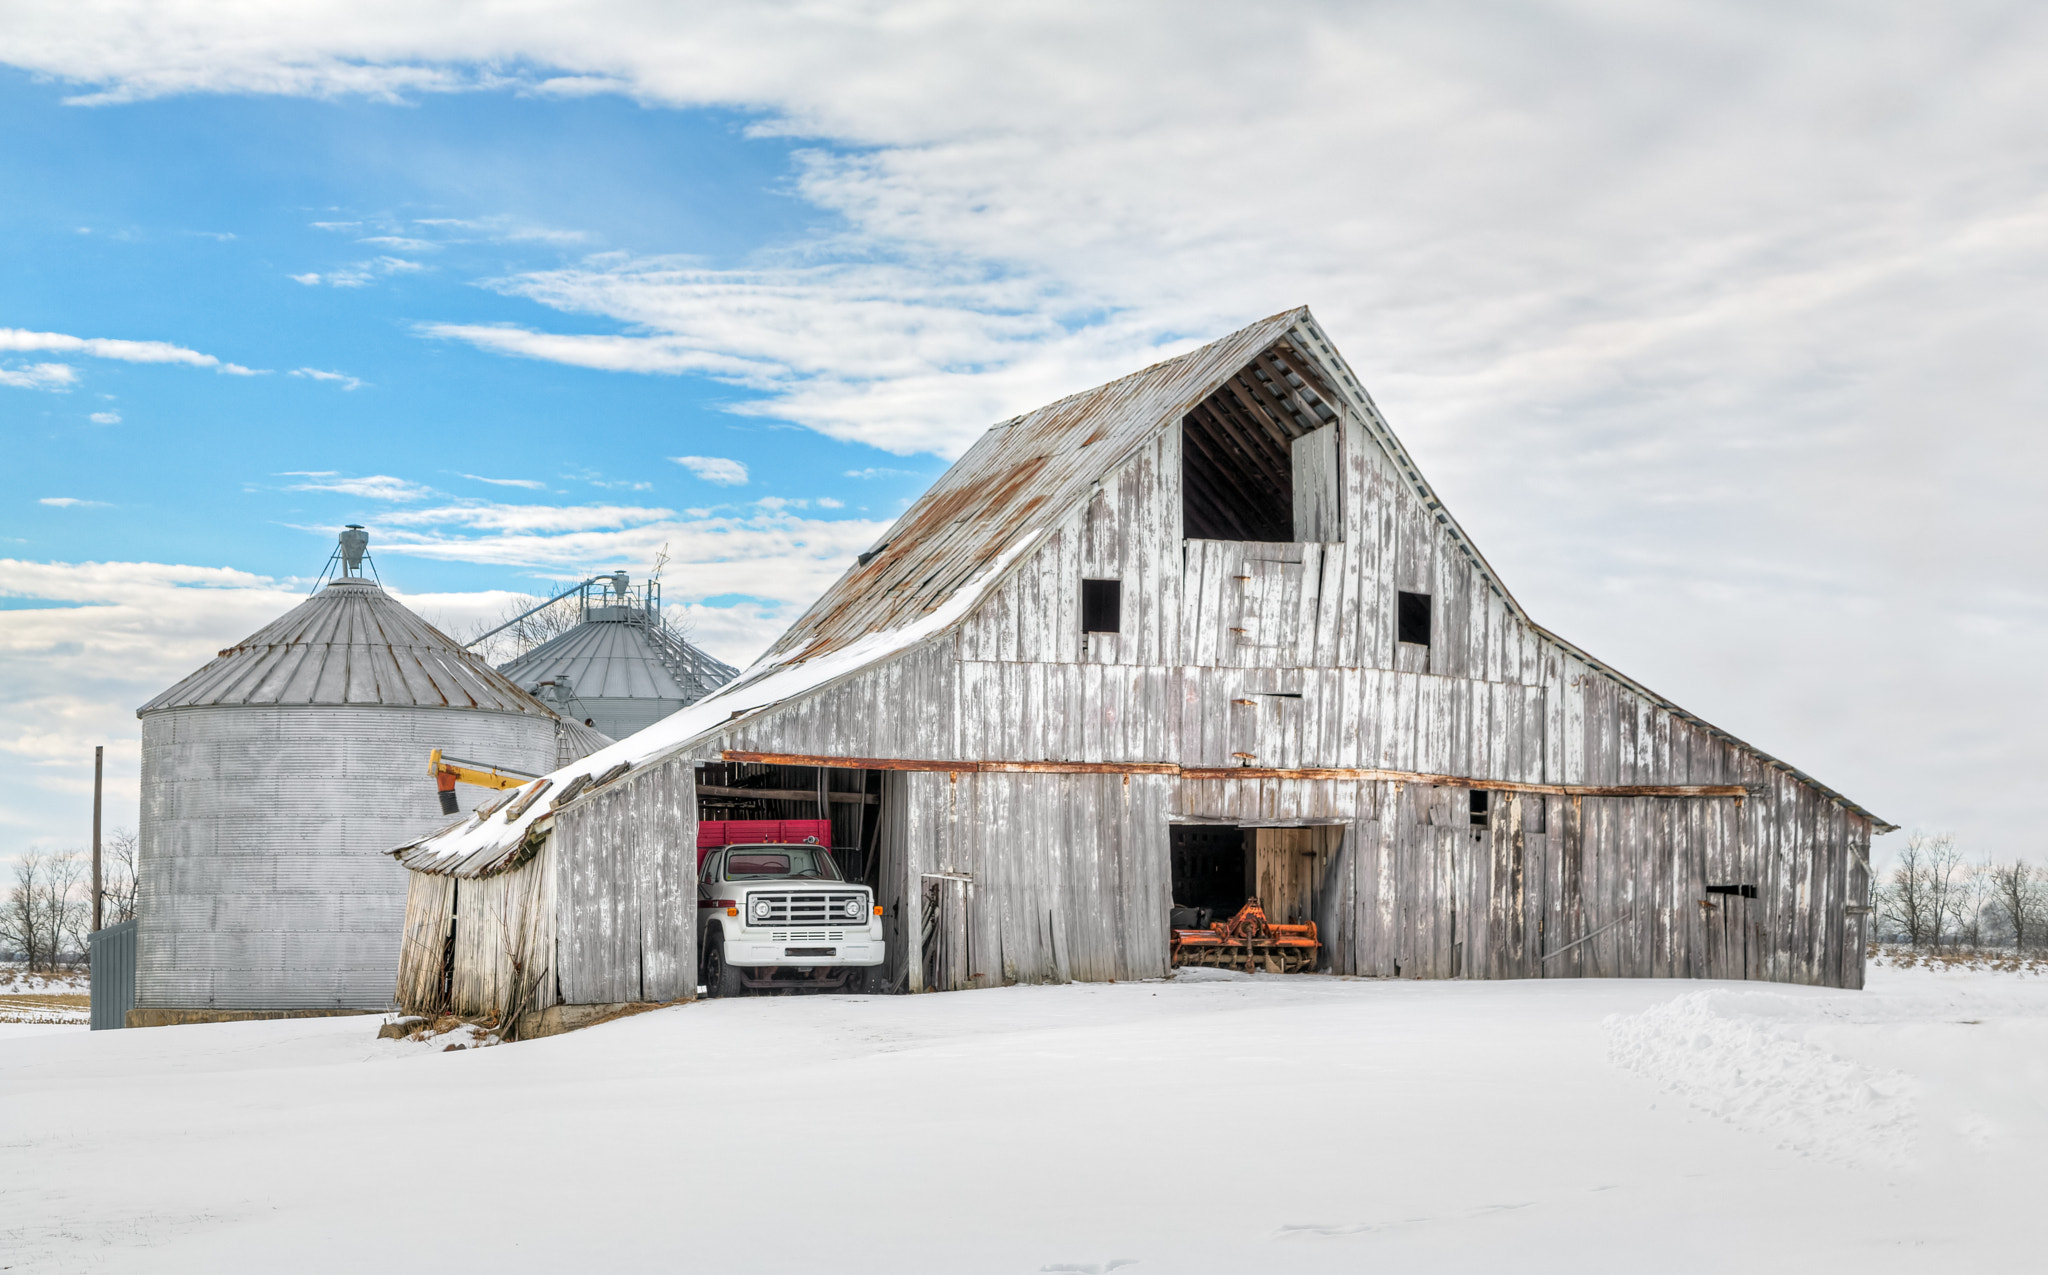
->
[1081, 578, 1122, 633]
[1706, 883, 1759, 899]
[1469, 790, 1490, 829]
[1398, 590, 1431, 646]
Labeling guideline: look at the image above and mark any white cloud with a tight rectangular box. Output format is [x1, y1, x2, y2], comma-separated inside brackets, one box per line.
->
[670, 455, 748, 485]
[458, 473, 547, 489]
[88, 410, 120, 423]
[1, 362, 78, 390]
[0, 328, 257, 374]
[815, 497, 843, 508]
[290, 272, 322, 285]
[281, 473, 435, 501]
[290, 366, 365, 390]
[4, 3, 2048, 853]
[356, 236, 435, 250]
[38, 497, 107, 508]
[412, 216, 588, 244]
[376, 502, 672, 534]
[844, 467, 920, 479]
[322, 256, 427, 287]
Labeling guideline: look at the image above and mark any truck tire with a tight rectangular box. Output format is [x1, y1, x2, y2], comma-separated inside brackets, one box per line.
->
[842, 967, 870, 994]
[702, 930, 747, 999]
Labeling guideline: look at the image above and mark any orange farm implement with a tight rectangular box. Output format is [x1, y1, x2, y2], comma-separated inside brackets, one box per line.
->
[1170, 898, 1319, 974]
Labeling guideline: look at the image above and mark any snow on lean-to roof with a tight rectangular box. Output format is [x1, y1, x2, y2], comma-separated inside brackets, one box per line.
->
[391, 535, 1046, 876]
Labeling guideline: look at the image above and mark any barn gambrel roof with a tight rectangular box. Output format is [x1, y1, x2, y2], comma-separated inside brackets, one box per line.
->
[398, 305, 1889, 873]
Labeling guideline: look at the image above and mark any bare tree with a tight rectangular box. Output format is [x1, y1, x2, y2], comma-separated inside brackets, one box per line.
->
[461, 592, 581, 667]
[101, 827, 139, 926]
[1, 852, 51, 969]
[2, 852, 88, 971]
[1985, 859, 2043, 953]
[1879, 832, 1971, 949]
[47, 852, 88, 965]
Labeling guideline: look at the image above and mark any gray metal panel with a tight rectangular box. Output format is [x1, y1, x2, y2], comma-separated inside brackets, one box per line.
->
[134, 703, 557, 1011]
[140, 578, 551, 715]
[88, 920, 137, 1030]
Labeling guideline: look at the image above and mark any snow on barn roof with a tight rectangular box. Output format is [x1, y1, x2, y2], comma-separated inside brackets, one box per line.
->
[393, 304, 1890, 876]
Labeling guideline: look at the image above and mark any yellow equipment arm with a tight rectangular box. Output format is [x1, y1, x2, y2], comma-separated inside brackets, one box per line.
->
[431, 749, 541, 814]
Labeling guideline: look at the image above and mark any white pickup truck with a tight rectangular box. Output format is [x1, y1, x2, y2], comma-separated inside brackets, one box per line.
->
[697, 843, 886, 995]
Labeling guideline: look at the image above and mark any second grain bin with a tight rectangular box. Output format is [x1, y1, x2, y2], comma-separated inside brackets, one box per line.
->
[131, 528, 568, 1024]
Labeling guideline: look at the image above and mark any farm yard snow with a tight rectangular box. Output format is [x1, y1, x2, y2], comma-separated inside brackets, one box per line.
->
[5, 964, 2044, 1274]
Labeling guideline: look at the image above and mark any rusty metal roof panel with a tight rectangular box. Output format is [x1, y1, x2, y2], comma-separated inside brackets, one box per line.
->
[139, 577, 552, 716]
[764, 307, 1312, 665]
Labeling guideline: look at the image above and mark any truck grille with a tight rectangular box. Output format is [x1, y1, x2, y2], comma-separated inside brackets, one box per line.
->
[751, 892, 866, 926]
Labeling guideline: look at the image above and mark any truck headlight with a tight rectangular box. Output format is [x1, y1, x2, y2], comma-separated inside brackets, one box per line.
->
[842, 898, 863, 919]
[751, 897, 773, 921]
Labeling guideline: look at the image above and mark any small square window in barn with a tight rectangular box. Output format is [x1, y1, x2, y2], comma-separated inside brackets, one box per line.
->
[1469, 790, 1490, 829]
[1398, 591, 1432, 646]
[1080, 578, 1122, 633]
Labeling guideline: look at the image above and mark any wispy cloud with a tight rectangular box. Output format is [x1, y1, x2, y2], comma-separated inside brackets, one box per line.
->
[378, 502, 670, 533]
[281, 473, 434, 502]
[671, 455, 749, 485]
[290, 367, 365, 390]
[37, 497, 107, 508]
[413, 216, 589, 245]
[459, 474, 547, 490]
[844, 467, 922, 479]
[88, 410, 121, 424]
[0, 329, 257, 375]
[357, 236, 436, 250]
[0, 363, 77, 391]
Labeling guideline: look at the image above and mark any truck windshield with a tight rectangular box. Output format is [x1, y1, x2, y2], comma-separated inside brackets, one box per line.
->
[724, 847, 843, 881]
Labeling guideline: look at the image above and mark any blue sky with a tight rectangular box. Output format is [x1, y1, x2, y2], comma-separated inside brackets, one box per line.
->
[3, 2, 2046, 864]
[3, 67, 933, 597]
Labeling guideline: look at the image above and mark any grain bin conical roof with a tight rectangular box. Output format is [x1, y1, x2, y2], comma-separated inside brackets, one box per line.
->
[140, 577, 551, 715]
[499, 612, 736, 707]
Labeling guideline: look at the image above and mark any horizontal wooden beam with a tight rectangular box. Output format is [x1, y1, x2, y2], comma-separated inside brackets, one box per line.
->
[696, 784, 877, 805]
[1180, 767, 1749, 798]
[720, 751, 1747, 798]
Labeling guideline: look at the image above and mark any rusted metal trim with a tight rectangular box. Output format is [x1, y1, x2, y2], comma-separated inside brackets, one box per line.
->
[1182, 767, 1748, 797]
[696, 783, 878, 804]
[721, 751, 1745, 797]
[977, 760, 1179, 775]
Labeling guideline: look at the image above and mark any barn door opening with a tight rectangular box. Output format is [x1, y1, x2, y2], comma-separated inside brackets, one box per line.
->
[1170, 823, 1339, 973]
[1169, 824, 1249, 930]
[1704, 883, 1758, 980]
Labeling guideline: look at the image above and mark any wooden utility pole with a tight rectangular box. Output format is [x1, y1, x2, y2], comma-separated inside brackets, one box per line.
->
[92, 745, 103, 933]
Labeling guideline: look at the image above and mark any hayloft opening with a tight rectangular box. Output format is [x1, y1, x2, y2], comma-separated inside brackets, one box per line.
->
[1181, 345, 1343, 543]
[1398, 591, 1432, 646]
[1469, 790, 1490, 829]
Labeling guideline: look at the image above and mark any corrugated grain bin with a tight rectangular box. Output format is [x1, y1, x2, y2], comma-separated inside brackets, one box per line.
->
[132, 532, 565, 1019]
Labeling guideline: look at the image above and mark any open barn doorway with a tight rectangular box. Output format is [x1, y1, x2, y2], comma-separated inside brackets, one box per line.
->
[1169, 823, 1342, 973]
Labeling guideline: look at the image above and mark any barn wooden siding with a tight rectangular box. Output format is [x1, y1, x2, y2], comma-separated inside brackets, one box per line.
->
[398, 308, 1879, 1004]
[394, 755, 698, 1023]
[681, 352, 1875, 991]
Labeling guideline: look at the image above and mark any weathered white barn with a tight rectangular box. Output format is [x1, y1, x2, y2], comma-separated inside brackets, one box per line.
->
[394, 306, 1890, 1030]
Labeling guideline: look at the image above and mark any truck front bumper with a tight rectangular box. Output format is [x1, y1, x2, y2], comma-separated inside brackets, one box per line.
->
[724, 935, 886, 968]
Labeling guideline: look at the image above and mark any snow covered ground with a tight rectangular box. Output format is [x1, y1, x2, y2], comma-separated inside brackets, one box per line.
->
[3, 964, 2042, 1273]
